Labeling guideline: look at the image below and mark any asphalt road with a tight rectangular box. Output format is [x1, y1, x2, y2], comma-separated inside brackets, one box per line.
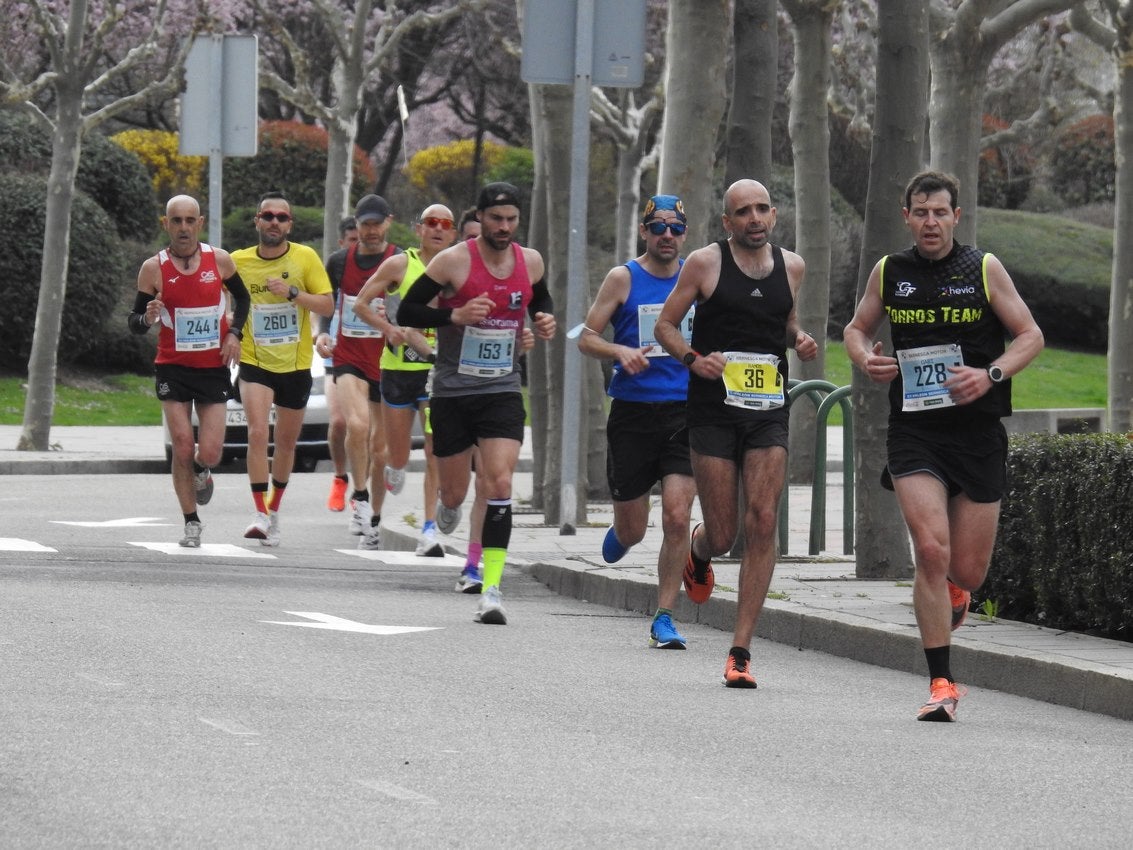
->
[3, 472, 1133, 848]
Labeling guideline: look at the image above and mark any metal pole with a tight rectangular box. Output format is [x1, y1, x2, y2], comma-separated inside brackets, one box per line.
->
[207, 34, 224, 249]
[557, 0, 594, 535]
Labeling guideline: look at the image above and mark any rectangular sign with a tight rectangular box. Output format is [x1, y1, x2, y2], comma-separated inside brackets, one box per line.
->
[520, 0, 646, 88]
[180, 34, 258, 156]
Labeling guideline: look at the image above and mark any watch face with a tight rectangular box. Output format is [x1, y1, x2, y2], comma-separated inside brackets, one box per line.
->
[989, 365, 1004, 383]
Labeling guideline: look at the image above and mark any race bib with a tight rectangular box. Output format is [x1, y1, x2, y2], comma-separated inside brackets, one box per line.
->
[341, 293, 383, 338]
[173, 305, 221, 352]
[458, 326, 515, 377]
[637, 303, 694, 357]
[897, 343, 962, 412]
[250, 301, 300, 346]
[721, 351, 784, 410]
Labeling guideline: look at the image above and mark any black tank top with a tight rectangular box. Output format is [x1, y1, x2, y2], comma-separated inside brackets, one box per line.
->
[688, 240, 793, 423]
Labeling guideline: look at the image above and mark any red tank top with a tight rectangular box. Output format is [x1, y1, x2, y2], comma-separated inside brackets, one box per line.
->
[333, 244, 396, 382]
[154, 243, 229, 368]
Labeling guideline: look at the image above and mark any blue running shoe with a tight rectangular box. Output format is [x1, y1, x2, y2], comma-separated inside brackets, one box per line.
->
[649, 613, 687, 649]
[455, 565, 483, 594]
[602, 526, 629, 563]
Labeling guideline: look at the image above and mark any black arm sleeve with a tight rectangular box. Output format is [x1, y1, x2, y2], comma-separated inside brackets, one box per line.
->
[128, 291, 155, 335]
[225, 272, 251, 340]
[527, 278, 553, 320]
[396, 273, 453, 329]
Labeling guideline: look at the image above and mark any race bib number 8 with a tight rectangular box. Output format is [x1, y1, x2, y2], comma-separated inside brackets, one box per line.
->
[637, 303, 694, 357]
[897, 343, 962, 411]
[721, 351, 784, 410]
[342, 293, 383, 338]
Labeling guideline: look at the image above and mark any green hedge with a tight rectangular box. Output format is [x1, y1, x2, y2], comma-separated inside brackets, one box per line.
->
[983, 434, 1133, 641]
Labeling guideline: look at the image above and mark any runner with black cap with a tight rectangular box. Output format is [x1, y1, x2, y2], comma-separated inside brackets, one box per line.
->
[398, 182, 556, 625]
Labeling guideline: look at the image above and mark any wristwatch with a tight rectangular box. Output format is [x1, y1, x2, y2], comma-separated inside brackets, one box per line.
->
[987, 364, 1005, 383]
[287, 285, 300, 301]
[682, 351, 698, 368]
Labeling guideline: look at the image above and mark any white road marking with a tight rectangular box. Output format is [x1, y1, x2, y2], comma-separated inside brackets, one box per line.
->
[337, 550, 465, 566]
[355, 779, 437, 803]
[261, 611, 441, 635]
[128, 542, 277, 558]
[199, 718, 260, 736]
[0, 538, 56, 552]
[53, 517, 174, 527]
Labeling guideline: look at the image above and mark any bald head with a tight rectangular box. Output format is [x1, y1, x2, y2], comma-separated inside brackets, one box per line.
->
[722, 179, 770, 216]
[166, 194, 200, 217]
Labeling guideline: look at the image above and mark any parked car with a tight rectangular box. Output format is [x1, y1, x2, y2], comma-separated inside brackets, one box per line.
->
[162, 359, 329, 472]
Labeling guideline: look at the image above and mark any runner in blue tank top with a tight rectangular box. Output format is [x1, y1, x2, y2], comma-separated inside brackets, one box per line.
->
[577, 195, 697, 650]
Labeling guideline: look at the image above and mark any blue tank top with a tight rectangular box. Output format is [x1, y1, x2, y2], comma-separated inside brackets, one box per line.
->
[607, 258, 689, 403]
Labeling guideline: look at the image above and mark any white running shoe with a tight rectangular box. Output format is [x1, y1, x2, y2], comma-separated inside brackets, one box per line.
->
[193, 468, 214, 506]
[415, 525, 444, 557]
[358, 524, 382, 550]
[384, 465, 406, 495]
[474, 585, 507, 625]
[261, 512, 281, 547]
[244, 511, 270, 540]
[349, 499, 372, 535]
[179, 520, 203, 548]
[435, 499, 462, 534]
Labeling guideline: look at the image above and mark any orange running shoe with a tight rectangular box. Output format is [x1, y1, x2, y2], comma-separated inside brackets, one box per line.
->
[948, 579, 971, 630]
[682, 522, 714, 604]
[722, 648, 757, 689]
[327, 476, 348, 512]
[917, 677, 966, 722]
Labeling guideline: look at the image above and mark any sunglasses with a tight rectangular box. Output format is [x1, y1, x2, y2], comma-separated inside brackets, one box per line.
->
[645, 221, 686, 236]
[421, 216, 454, 230]
[258, 212, 292, 223]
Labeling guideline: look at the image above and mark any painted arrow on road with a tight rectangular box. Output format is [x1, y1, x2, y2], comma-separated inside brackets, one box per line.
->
[261, 611, 441, 635]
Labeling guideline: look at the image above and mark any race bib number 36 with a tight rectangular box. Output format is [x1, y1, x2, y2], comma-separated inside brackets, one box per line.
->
[897, 343, 962, 412]
[721, 352, 784, 410]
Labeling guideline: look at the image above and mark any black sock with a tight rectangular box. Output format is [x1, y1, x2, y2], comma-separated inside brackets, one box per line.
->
[184, 512, 200, 523]
[924, 645, 953, 682]
[729, 645, 750, 662]
[353, 489, 369, 503]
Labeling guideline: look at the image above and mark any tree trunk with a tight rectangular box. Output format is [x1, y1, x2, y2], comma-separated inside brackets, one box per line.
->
[19, 87, 84, 451]
[1107, 8, 1133, 433]
[850, 0, 930, 578]
[323, 57, 361, 257]
[724, 0, 777, 186]
[782, 0, 834, 486]
[658, 0, 730, 240]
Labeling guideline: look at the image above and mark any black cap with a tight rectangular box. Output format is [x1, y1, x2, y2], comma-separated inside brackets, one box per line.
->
[354, 194, 392, 223]
[476, 181, 522, 212]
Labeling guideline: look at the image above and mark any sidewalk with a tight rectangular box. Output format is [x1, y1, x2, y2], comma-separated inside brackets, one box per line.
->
[4, 424, 1133, 721]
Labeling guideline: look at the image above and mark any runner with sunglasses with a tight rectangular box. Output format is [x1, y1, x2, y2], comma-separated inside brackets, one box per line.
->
[577, 194, 698, 649]
[351, 204, 459, 557]
[231, 191, 334, 546]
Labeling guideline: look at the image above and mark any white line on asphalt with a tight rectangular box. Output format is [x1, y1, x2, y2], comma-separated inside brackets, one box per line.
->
[53, 517, 173, 527]
[128, 542, 277, 558]
[199, 718, 260, 736]
[354, 779, 437, 804]
[261, 612, 442, 635]
[0, 538, 56, 552]
[336, 550, 466, 566]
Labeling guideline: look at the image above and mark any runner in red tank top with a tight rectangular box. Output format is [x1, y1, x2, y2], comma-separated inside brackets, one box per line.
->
[128, 194, 251, 548]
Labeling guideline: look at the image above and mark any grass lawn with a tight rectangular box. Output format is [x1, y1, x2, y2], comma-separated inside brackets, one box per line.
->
[0, 343, 1109, 428]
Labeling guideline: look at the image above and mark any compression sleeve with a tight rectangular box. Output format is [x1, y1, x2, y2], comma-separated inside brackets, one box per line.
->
[225, 272, 251, 339]
[397, 273, 453, 329]
[128, 291, 155, 335]
[528, 278, 553, 319]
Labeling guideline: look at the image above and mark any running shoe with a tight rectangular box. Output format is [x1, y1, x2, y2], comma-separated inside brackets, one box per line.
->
[179, 520, 203, 548]
[358, 523, 382, 551]
[415, 525, 444, 557]
[649, 613, 687, 649]
[948, 579, 971, 630]
[722, 647, 757, 688]
[261, 512, 281, 548]
[244, 511, 270, 540]
[917, 677, 967, 722]
[349, 499, 372, 535]
[455, 565, 483, 594]
[436, 500, 462, 535]
[474, 585, 507, 625]
[327, 476, 348, 512]
[194, 467, 214, 506]
[384, 465, 406, 495]
[683, 522, 715, 604]
[602, 525, 629, 563]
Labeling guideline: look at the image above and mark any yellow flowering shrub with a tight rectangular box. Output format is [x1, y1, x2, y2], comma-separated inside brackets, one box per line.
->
[111, 129, 207, 200]
[406, 140, 509, 204]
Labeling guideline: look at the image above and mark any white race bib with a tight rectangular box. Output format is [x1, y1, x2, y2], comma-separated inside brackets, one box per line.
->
[897, 344, 962, 412]
[251, 301, 300, 346]
[637, 303, 694, 357]
[342, 293, 383, 338]
[173, 305, 221, 352]
[458, 326, 515, 377]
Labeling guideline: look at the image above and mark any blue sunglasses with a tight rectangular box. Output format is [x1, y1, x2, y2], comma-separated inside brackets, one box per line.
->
[645, 221, 687, 236]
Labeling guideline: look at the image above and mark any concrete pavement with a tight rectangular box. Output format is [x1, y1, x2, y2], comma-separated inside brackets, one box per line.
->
[3, 423, 1132, 721]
